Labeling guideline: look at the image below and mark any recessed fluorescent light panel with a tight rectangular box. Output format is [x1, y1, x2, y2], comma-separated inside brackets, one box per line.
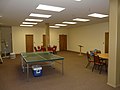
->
[36, 4, 65, 12]
[73, 18, 90, 22]
[22, 22, 38, 25]
[29, 13, 51, 18]
[55, 24, 67, 26]
[49, 26, 60, 28]
[25, 19, 43, 22]
[75, 0, 82, 1]
[88, 13, 108, 18]
[20, 24, 33, 27]
[62, 21, 77, 24]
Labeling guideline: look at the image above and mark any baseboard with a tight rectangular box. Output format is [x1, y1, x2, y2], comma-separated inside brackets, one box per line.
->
[67, 50, 86, 54]
[107, 82, 120, 88]
[67, 50, 79, 53]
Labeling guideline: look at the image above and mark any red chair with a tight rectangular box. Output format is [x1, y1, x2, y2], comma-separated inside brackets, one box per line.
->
[47, 46, 53, 52]
[40, 46, 46, 51]
[92, 55, 107, 74]
[37, 46, 41, 51]
[34, 47, 38, 52]
[52, 45, 57, 54]
[86, 51, 94, 68]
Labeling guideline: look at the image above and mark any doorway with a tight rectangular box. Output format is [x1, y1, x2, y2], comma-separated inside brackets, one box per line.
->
[43, 34, 46, 47]
[59, 35, 67, 51]
[26, 35, 33, 52]
[105, 32, 109, 53]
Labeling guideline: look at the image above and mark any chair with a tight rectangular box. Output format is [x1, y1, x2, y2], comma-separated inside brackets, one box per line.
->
[40, 46, 46, 51]
[92, 55, 107, 74]
[37, 46, 41, 51]
[52, 45, 57, 54]
[47, 46, 53, 52]
[86, 51, 94, 68]
[34, 47, 38, 52]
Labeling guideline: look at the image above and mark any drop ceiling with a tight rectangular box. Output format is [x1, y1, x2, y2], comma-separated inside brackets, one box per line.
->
[0, 0, 109, 28]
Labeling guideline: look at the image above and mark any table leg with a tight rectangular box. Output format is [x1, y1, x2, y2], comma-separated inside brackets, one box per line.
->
[27, 64, 29, 81]
[80, 47, 82, 55]
[62, 60, 64, 75]
[21, 57, 24, 72]
[0, 56, 3, 64]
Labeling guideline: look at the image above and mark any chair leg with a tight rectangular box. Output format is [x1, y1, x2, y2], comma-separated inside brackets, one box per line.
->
[92, 64, 96, 72]
[86, 62, 90, 68]
[99, 65, 103, 74]
[95, 65, 99, 70]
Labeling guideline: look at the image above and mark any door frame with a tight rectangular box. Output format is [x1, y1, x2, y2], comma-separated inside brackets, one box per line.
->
[105, 32, 109, 53]
[59, 35, 67, 51]
[26, 34, 34, 52]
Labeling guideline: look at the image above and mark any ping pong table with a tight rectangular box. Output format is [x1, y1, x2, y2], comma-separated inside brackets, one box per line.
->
[20, 51, 64, 80]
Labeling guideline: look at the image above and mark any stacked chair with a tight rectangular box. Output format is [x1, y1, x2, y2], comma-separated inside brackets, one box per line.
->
[34, 45, 57, 54]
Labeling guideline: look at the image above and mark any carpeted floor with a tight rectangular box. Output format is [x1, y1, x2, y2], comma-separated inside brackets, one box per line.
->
[0, 51, 120, 90]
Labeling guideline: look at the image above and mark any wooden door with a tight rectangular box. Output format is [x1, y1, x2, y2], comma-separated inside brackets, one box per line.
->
[43, 35, 46, 47]
[59, 35, 67, 51]
[105, 32, 109, 53]
[26, 35, 33, 52]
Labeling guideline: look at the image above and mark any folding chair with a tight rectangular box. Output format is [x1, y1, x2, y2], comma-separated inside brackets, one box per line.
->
[92, 55, 107, 74]
[86, 51, 94, 68]
[0, 54, 3, 64]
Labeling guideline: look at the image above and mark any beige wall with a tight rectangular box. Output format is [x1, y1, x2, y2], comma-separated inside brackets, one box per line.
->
[67, 22, 109, 53]
[12, 22, 109, 54]
[0, 26, 12, 53]
[12, 26, 68, 54]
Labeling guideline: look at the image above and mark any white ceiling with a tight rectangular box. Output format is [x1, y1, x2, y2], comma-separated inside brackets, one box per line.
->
[0, 0, 109, 28]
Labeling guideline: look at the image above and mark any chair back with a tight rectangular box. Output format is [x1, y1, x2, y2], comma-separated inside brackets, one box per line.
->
[96, 50, 101, 54]
[86, 51, 91, 61]
[53, 46, 57, 51]
[37, 46, 40, 49]
[93, 55, 101, 63]
[34, 47, 38, 52]
[48, 46, 52, 51]
[40, 46, 46, 51]
[52, 45, 57, 54]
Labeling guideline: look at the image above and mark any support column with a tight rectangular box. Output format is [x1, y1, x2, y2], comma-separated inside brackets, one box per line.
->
[45, 23, 50, 50]
[108, 0, 120, 87]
